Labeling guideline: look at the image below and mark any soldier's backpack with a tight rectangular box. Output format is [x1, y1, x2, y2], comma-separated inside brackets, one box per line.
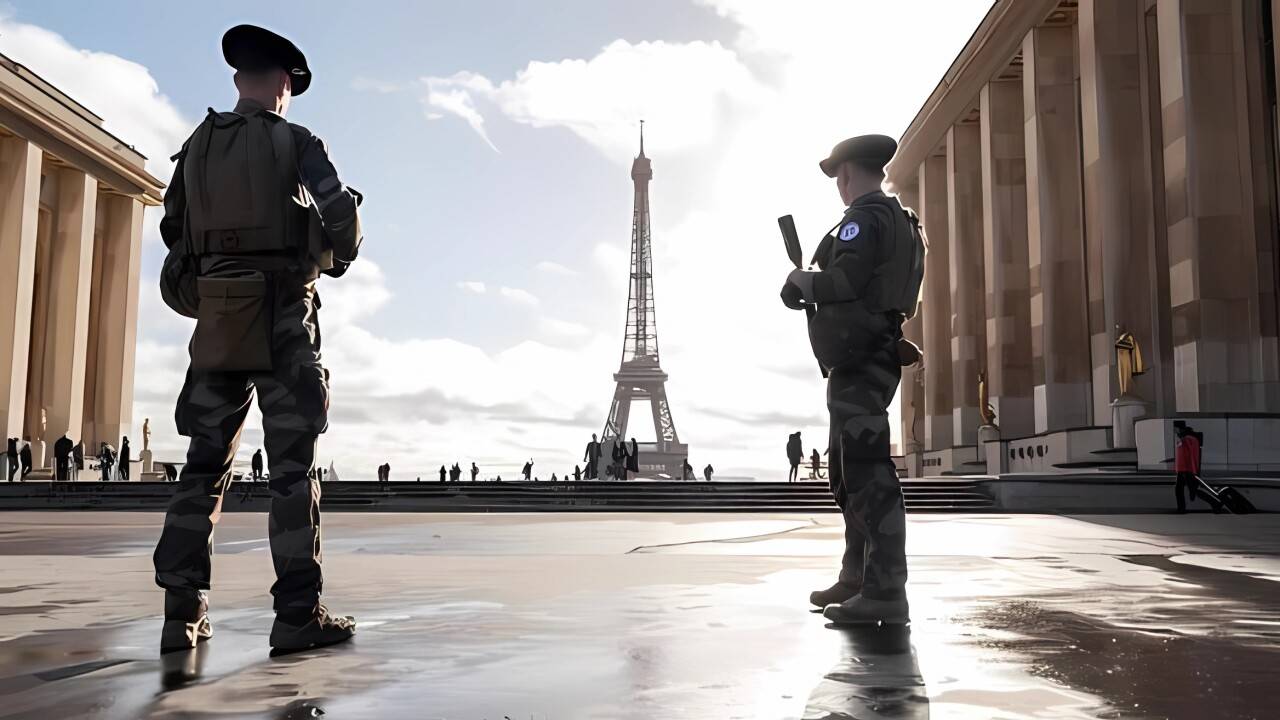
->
[183, 107, 308, 258]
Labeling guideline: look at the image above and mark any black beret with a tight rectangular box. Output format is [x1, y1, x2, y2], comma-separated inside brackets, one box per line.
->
[222, 24, 311, 96]
[819, 134, 898, 177]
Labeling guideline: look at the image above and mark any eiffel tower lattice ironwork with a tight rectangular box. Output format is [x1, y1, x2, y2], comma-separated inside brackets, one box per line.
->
[598, 122, 689, 479]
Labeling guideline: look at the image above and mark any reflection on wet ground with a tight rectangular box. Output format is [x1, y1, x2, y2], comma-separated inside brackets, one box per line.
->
[0, 512, 1276, 719]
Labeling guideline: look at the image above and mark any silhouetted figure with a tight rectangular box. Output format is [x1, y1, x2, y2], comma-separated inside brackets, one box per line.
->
[163, 463, 179, 482]
[251, 449, 265, 481]
[611, 442, 627, 481]
[495, 475, 502, 482]
[470, 462, 479, 482]
[522, 460, 533, 482]
[439, 465, 447, 483]
[5, 438, 17, 482]
[681, 457, 693, 481]
[120, 437, 132, 482]
[450, 463, 462, 482]
[1173, 421, 1215, 513]
[54, 434, 74, 482]
[703, 463, 714, 482]
[573, 465, 582, 482]
[787, 432, 803, 482]
[384, 462, 391, 484]
[551, 473, 559, 482]
[810, 448, 822, 479]
[98, 442, 116, 482]
[583, 434, 601, 480]
[627, 438, 640, 478]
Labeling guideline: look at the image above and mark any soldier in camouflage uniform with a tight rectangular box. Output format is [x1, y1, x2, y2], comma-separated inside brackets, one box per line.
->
[153, 25, 362, 655]
[781, 134, 925, 624]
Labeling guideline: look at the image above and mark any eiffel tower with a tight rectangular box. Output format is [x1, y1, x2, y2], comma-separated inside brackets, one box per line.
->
[598, 122, 689, 479]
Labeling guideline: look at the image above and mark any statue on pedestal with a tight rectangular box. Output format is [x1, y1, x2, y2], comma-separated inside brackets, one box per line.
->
[1113, 327, 1146, 398]
[978, 370, 998, 429]
[143, 418, 151, 452]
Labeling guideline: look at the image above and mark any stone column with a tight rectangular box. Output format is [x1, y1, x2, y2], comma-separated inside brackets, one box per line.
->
[896, 177, 924, 463]
[918, 154, 954, 452]
[980, 78, 1035, 439]
[1023, 24, 1093, 433]
[1156, 0, 1279, 410]
[40, 168, 98, 456]
[0, 137, 41, 440]
[1079, 0, 1158, 445]
[947, 123, 987, 447]
[84, 195, 144, 451]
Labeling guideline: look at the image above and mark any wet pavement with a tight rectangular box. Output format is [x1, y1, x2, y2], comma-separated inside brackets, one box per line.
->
[0, 512, 1276, 719]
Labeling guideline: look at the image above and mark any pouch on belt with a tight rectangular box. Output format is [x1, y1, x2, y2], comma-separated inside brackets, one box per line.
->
[192, 271, 273, 372]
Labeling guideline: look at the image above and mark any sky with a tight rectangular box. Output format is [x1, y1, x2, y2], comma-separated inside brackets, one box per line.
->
[0, 0, 993, 481]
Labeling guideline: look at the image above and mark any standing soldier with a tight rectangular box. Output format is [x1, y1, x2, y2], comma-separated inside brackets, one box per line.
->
[152, 25, 362, 655]
[780, 134, 924, 625]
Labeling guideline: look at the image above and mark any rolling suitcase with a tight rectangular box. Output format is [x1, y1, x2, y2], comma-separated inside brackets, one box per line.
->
[1216, 485, 1256, 514]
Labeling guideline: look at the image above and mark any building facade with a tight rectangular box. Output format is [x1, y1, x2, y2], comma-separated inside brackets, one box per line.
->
[0, 53, 163, 470]
[890, 0, 1280, 475]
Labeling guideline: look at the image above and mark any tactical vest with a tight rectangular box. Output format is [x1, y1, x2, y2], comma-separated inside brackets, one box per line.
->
[856, 195, 926, 318]
[183, 108, 309, 258]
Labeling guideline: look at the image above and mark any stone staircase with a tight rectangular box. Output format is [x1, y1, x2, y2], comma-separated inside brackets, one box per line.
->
[0, 479, 997, 513]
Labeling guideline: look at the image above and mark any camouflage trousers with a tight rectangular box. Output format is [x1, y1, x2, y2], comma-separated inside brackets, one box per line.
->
[153, 281, 329, 616]
[826, 311, 906, 601]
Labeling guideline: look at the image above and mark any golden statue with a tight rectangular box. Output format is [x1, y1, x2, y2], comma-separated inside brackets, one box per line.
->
[142, 418, 151, 452]
[1114, 327, 1147, 397]
[978, 370, 997, 428]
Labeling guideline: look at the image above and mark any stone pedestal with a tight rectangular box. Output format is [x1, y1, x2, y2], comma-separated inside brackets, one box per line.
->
[905, 451, 923, 479]
[1111, 396, 1148, 449]
[978, 424, 1004, 474]
[140, 448, 153, 474]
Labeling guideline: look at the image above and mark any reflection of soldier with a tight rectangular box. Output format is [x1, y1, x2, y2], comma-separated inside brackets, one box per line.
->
[781, 135, 924, 624]
[583, 434, 601, 480]
[803, 626, 929, 719]
[152, 25, 360, 655]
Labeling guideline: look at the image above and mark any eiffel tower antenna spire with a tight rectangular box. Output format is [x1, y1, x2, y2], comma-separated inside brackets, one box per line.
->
[595, 124, 690, 480]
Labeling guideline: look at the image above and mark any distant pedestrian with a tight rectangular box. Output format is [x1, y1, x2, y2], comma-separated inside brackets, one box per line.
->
[627, 438, 640, 479]
[810, 448, 822, 479]
[470, 462, 479, 482]
[583, 434, 601, 480]
[450, 463, 462, 482]
[98, 442, 116, 482]
[54, 434, 74, 482]
[573, 465, 582, 482]
[681, 457, 693, 481]
[787, 432, 803, 483]
[522, 460, 533, 482]
[439, 465, 447, 483]
[120, 437, 132, 482]
[703, 464, 714, 482]
[383, 462, 391, 484]
[251, 449, 265, 481]
[1174, 421, 1202, 513]
[5, 438, 18, 482]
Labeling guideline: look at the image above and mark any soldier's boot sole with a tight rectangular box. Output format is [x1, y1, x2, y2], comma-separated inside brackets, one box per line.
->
[809, 580, 861, 610]
[160, 614, 212, 655]
[822, 595, 910, 626]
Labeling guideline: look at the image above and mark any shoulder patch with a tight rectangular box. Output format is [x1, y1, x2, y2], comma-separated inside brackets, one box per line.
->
[838, 221, 861, 241]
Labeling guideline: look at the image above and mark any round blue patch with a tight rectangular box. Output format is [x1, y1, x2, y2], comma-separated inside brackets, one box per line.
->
[838, 221, 860, 241]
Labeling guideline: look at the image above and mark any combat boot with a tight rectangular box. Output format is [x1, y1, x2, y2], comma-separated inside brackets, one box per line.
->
[160, 591, 212, 654]
[269, 605, 356, 654]
[809, 580, 860, 608]
[822, 594, 910, 625]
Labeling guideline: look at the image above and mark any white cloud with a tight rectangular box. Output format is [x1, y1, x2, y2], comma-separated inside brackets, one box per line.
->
[420, 39, 764, 161]
[422, 72, 500, 152]
[456, 280, 487, 294]
[535, 260, 578, 276]
[498, 286, 539, 306]
[538, 317, 590, 339]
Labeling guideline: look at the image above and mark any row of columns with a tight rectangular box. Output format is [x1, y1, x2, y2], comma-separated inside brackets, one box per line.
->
[0, 133, 144, 464]
[900, 0, 1280, 456]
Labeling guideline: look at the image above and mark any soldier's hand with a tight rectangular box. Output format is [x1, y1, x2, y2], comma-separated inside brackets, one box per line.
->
[780, 269, 810, 310]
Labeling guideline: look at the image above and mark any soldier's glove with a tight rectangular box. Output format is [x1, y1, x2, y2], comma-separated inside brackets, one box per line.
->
[781, 269, 812, 310]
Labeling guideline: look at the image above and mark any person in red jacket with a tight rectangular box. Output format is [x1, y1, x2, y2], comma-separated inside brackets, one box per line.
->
[1173, 422, 1201, 513]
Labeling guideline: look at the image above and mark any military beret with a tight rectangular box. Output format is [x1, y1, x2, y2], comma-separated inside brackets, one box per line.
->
[222, 24, 311, 96]
[819, 134, 898, 178]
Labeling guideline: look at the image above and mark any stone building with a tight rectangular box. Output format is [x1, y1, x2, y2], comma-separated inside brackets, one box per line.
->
[0, 53, 163, 469]
[890, 0, 1280, 475]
